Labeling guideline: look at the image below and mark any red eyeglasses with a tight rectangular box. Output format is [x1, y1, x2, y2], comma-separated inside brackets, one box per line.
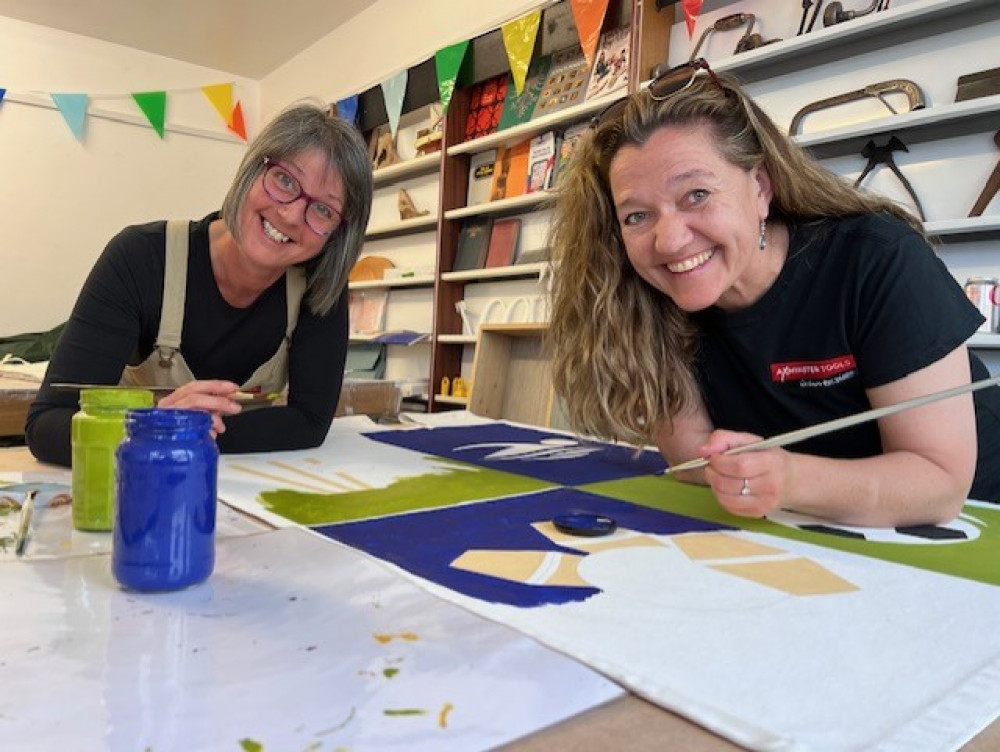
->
[591, 58, 722, 129]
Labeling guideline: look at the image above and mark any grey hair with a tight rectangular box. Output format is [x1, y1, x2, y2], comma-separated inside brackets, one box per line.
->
[221, 100, 373, 316]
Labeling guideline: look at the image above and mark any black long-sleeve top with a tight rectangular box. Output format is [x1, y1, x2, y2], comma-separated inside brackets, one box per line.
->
[26, 212, 348, 466]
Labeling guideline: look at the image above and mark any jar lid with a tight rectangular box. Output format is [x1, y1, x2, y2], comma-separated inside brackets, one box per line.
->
[80, 387, 155, 410]
[125, 407, 212, 432]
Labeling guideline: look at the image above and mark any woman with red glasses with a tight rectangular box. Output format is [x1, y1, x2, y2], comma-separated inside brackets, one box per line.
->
[549, 62, 999, 525]
[27, 102, 372, 465]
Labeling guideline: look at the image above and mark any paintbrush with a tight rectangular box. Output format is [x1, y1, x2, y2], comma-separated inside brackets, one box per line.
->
[14, 490, 36, 556]
[666, 373, 1000, 474]
[50, 383, 281, 404]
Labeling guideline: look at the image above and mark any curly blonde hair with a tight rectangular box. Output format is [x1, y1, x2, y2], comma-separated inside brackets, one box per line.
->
[548, 69, 922, 447]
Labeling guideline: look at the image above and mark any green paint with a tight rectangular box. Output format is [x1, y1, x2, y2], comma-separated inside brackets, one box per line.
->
[70, 388, 154, 531]
[382, 667, 400, 678]
[383, 708, 427, 716]
[583, 474, 1000, 587]
[238, 739, 264, 752]
[259, 459, 552, 525]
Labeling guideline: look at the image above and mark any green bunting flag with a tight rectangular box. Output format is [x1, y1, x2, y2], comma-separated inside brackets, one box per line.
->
[434, 40, 469, 114]
[131, 91, 167, 138]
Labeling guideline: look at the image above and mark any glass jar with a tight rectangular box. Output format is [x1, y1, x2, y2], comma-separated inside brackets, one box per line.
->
[112, 408, 218, 592]
[71, 388, 155, 531]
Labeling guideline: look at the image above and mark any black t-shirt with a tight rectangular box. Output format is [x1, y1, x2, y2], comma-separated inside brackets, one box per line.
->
[692, 213, 1000, 502]
[26, 212, 348, 466]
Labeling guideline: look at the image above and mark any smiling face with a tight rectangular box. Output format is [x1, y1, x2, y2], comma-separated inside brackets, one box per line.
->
[609, 123, 776, 312]
[237, 147, 346, 273]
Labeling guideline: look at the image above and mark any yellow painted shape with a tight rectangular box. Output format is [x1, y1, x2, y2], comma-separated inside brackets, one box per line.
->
[439, 701, 454, 728]
[710, 557, 859, 596]
[532, 521, 665, 553]
[673, 531, 785, 561]
[452, 549, 589, 587]
[373, 631, 419, 644]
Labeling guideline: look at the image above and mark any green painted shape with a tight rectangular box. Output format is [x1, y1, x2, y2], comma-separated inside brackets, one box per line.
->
[239, 739, 264, 752]
[583, 474, 1000, 587]
[259, 459, 552, 526]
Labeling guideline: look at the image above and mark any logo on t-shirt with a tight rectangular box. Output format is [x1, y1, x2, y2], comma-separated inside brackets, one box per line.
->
[771, 355, 857, 388]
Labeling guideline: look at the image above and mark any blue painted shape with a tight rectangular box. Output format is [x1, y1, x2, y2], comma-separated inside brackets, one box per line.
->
[318, 487, 728, 608]
[365, 423, 667, 485]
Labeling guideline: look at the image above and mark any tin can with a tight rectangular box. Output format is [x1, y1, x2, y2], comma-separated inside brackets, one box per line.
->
[964, 277, 999, 334]
[113, 408, 218, 592]
[71, 388, 154, 531]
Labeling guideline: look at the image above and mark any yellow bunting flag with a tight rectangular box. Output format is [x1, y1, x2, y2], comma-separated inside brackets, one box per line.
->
[570, 0, 611, 68]
[501, 10, 541, 96]
[131, 91, 167, 138]
[202, 83, 234, 126]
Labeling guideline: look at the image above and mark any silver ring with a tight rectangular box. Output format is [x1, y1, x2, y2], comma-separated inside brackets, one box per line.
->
[740, 478, 750, 497]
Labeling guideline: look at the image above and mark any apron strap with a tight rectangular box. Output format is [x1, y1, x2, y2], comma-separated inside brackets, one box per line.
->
[156, 220, 190, 364]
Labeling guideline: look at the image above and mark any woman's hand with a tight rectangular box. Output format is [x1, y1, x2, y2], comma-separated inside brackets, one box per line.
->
[155, 380, 243, 438]
[699, 430, 789, 519]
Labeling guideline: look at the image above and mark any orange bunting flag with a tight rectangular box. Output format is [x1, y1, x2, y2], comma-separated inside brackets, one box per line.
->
[501, 10, 542, 96]
[570, 0, 610, 68]
[131, 91, 167, 138]
[202, 83, 234, 126]
[682, 0, 704, 39]
[229, 101, 247, 141]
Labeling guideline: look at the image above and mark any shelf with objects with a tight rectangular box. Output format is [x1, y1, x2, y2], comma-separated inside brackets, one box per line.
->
[341, 63, 446, 408]
[660, 0, 1000, 364]
[430, 0, 670, 411]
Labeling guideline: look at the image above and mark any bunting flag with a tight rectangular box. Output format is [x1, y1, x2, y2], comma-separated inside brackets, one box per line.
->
[501, 10, 542, 96]
[570, 0, 610, 68]
[201, 83, 234, 126]
[131, 91, 167, 138]
[229, 101, 247, 141]
[682, 0, 704, 38]
[51, 93, 89, 141]
[434, 40, 469, 114]
[335, 94, 359, 124]
[380, 69, 408, 137]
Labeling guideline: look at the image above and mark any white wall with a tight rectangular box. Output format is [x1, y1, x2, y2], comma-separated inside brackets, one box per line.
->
[0, 15, 258, 336]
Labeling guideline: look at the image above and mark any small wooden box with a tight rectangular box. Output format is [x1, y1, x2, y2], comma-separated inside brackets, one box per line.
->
[468, 323, 567, 429]
[336, 379, 402, 419]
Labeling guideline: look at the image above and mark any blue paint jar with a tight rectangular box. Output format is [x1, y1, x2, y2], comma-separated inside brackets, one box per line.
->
[112, 408, 218, 592]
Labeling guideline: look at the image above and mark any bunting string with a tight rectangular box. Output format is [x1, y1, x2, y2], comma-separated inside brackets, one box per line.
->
[0, 83, 247, 144]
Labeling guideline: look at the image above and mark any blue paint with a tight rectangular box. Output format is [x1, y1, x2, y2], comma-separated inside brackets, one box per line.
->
[364, 424, 667, 485]
[319, 488, 729, 607]
[112, 409, 218, 592]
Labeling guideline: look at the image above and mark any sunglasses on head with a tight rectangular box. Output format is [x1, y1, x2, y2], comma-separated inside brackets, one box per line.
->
[591, 58, 722, 129]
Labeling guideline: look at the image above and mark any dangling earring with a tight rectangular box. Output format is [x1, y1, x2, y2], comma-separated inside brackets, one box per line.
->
[758, 219, 768, 251]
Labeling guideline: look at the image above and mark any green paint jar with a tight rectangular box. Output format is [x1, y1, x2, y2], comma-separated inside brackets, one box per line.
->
[71, 388, 155, 531]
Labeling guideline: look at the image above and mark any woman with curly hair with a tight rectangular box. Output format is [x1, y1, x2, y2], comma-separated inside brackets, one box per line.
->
[549, 60, 999, 525]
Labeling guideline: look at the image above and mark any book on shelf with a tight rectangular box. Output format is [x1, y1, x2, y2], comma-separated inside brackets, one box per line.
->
[514, 246, 549, 266]
[367, 330, 430, 346]
[553, 120, 591, 186]
[484, 217, 522, 268]
[533, 45, 591, 119]
[497, 54, 552, 131]
[348, 289, 389, 335]
[584, 26, 631, 101]
[489, 139, 531, 201]
[466, 149, 497, 207]
[527, 130, 560, 194]
[453, 216, 494, 271]
[464, 74, 509, 142]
